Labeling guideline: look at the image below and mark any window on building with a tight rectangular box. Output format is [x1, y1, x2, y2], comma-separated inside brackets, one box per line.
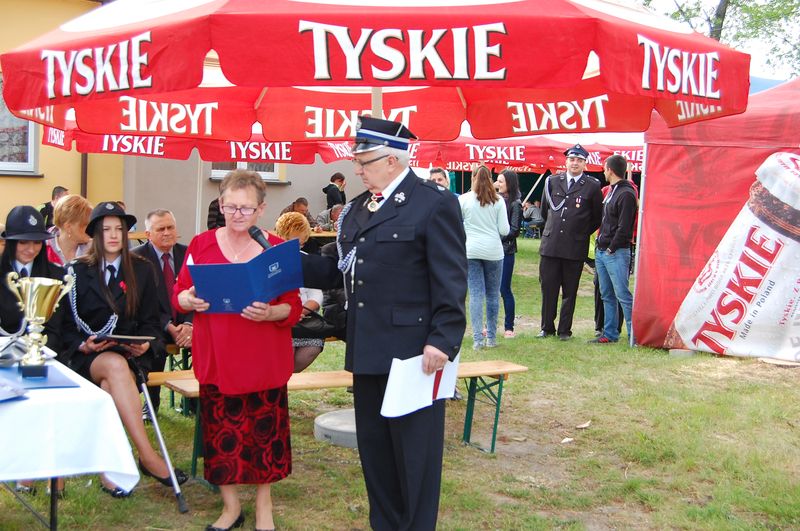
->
[211, 161, 279, 181]
[0, 78, 37, 174]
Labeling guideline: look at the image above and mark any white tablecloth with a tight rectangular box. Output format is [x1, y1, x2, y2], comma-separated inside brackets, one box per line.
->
[0, 356, 139, 491]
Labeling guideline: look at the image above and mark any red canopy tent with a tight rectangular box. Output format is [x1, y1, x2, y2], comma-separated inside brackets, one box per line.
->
[1, 0, 750, 143]
[42, 122, 642, 173]
[634, 78, 800, 360]
[424, 134, 643, 172]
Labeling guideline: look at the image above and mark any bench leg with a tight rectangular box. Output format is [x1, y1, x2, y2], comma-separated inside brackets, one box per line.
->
[179, 348, 192, 417]
[168, 355, 175, 410]
[490, 377, 505, 454]
[462, 377, 478, 445]
[191, 399, 201, 478]
[461, 376, 505, 454]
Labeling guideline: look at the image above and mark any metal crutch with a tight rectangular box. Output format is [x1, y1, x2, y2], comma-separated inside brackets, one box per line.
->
[132, 359, 189, 513]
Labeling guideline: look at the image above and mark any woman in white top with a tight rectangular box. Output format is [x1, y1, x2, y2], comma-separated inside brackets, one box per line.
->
[459, 165, 510, 348]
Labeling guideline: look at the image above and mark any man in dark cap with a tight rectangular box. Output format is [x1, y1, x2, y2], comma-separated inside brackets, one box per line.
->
[302, 116, 467, 530]
[538, 144, 603, 340]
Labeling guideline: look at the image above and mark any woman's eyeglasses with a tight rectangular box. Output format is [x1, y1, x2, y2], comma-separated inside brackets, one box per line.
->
[220, 205, 257, 216]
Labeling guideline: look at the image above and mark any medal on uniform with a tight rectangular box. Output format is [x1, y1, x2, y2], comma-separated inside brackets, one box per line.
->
[367, 193, 383, 212]
[576, 196, 582, 208]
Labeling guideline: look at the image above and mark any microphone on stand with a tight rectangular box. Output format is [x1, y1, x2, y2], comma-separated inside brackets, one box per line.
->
[248, 225, 271, 250]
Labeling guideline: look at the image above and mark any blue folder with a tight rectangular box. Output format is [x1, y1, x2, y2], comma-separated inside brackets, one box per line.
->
[188, 239, 303, 314]
[0, 362, 80, 390]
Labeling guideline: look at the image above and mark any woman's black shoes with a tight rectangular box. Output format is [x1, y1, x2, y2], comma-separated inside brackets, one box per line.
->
[138, 459, 189, 486]
[205, 512, 245, 531]
[101, 484, 131, 498]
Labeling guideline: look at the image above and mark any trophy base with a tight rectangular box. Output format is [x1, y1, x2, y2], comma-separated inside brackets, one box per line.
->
[19, 363, 48, 378]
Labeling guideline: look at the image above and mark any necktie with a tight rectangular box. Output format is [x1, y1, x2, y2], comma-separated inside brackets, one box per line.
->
[162, 253, 177, 320]
[567, 178, 574, 190]
[106, 264, 116, 287]
[18, 268, 28, 278]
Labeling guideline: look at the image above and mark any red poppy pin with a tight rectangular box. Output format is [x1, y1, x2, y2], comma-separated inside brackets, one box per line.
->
[119, 281, 127, 294]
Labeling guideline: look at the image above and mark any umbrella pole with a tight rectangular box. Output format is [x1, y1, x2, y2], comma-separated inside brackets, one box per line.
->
[371, 87, 383, 118]
[523, 171, 547, 204]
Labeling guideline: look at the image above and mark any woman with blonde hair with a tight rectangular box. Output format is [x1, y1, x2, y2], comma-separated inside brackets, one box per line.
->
[46, 194, 92, 265]
[459, 165, 510, 349]
[175, 170, 302, 531]
[275, 212, 326, 372]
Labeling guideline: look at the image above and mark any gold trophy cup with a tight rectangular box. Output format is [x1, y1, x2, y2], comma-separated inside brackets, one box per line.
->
[6, 272, 74, 377]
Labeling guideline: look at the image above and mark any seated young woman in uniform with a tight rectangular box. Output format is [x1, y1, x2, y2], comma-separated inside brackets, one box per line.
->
[61, 202, 187, 497]
[0, 206, 67, 496]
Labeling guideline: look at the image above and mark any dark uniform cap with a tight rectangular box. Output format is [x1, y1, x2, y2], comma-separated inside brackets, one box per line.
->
[1, 206, 53, 241]
[352, 116, 417, 154]
[85, 201, 137, 236]
[564, 144, 589, 160]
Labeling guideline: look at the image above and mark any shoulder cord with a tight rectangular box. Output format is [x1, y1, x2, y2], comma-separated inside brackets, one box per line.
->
[335, 201, 357, 308]
[543, 175, 567, 212]
[67, 264, 118, 336]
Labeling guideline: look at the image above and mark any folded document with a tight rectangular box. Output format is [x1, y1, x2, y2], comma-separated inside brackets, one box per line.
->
[380, 354, 460, 418]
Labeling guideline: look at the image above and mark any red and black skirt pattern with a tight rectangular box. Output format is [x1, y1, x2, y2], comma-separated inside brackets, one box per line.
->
[200, 383, 292, 485]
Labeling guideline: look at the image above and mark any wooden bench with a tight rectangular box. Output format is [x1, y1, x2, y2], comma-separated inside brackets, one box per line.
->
[151, 360, 528, 477]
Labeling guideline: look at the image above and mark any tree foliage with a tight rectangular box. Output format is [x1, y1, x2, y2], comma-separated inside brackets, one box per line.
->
[641, 0, 800, 76]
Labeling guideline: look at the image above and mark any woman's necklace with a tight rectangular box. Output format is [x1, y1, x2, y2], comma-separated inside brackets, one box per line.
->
[58, 231, 77, 262]
[223, 230, 254, 262]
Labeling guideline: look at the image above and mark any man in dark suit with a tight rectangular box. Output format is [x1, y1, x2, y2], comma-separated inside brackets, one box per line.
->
[132, 209, 193, 419]
[38, 185, 68, 229]
[303, 117, 467, 530]
[539, 145, 603, 340]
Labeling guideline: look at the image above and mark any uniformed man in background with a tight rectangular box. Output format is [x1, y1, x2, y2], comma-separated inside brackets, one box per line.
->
[303, 116, 467, 530]
[539, 145, 603, 340]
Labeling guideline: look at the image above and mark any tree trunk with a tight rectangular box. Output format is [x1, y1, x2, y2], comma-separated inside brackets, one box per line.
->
[709, 0, 730, 41]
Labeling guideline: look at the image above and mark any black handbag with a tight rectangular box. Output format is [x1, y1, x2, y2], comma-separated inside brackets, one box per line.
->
[291, 309, 338, 339]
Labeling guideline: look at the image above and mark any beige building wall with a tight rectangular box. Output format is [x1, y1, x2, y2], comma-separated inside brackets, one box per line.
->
[1, 0, 369, 234]
[0, 0, 122, 220]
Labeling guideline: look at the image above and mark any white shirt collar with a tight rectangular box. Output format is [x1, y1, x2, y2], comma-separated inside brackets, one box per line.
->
[152, 245, 172, 264]
[103, 256, 122, 272]
[14, 260, 31, 276]
[375, 167, 411, 210]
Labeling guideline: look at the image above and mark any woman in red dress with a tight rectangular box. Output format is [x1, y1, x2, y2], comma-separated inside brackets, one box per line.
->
[174, 170, 302, 531]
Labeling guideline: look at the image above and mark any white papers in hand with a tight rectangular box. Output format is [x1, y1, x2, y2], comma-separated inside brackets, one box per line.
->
[380, 354, 460, 418]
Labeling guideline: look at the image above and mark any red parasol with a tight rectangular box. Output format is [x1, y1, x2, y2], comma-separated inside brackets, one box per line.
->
[1, 0, 750, 143]
[42, 124, 640, 172]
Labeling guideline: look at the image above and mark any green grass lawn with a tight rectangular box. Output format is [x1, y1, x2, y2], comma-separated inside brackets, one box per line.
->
[3, 238, 800, 529]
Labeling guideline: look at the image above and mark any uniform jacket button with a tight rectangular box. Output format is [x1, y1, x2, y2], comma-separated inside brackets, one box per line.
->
[357, 302, 364, 308]
[359, 237, 365, 242]
[357, 280, 363, 286]
[392, 233, 398, 239]
[357, 258, 364, 264]
[417, 317, 423, 322]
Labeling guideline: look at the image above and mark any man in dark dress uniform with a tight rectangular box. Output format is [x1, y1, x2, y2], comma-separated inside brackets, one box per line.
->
[132, 209, 193, 418]
[539, 145, 603, 340]
[303, 117, 467, 530]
